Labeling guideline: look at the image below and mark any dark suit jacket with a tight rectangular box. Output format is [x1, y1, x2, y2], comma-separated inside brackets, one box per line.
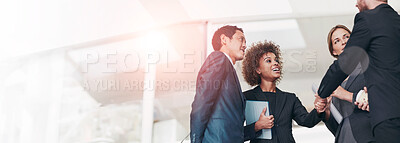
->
[318, 4, 400, 129]
[323, 65, 375, 143]
[243, 86, 323, 143]
[190, 51, 246, 143]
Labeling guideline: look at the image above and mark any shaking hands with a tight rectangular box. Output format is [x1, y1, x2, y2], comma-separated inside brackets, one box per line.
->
[313, 86, 369, 113]
[314, 94, 331, 113]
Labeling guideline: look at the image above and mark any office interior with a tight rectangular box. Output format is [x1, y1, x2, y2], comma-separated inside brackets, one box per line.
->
[1, 0, 399, 143]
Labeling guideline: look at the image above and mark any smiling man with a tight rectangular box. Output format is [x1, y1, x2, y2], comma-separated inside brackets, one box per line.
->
[190, 25, 247, 143]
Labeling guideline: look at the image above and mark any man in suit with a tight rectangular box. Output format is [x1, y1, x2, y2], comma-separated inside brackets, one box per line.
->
[190, 25, 247, 143]
[317, 0, 400, 142]
[320, 64, 374, 143]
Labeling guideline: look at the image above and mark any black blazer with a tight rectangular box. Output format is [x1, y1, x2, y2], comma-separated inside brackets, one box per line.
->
[318, 4, 400, 129]
[323, 65, 374, 143]
[243, 86, 323, 143]
[190, 51, 246, 143]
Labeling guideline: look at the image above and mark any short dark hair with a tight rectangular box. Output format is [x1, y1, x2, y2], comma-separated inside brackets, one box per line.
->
[242, 40, 282, 86]
[212, 25, 243, 51]
[327, 25, 352, 58]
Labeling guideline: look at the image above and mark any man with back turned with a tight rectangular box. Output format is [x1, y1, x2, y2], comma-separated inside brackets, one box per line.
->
[317, 0, 400, 142]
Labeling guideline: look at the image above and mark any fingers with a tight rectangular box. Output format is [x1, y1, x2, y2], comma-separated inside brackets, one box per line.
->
[316, 98, 327, 104]
[327, 96, 332, 103]
[361, 102, 368, 111]
[267, 115, 274, 124]
[261, 107, 267, 116]
[357, 102, 363, 109]
[258, 115, 274, 129]
[315, 102, 327, 113]
[315, 100, 327, 107]
[355, 101, 369, 112]
[358, 102, 366, 110]
[257, 114, 275, 129]
[263, 107, 267, 113]
[314, 95, 329, 113]
[266, 123, 274, 128]
[315, 103, 325, 109]
[268, 115, 274, 128]
[268, 115, 274, 120]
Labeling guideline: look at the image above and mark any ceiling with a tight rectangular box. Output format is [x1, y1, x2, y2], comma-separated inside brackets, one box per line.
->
[1, 0, 400, 127]
[2, 0, 400, 61]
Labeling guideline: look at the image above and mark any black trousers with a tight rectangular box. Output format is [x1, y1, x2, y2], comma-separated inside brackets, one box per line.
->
[373, 117, 400, 143]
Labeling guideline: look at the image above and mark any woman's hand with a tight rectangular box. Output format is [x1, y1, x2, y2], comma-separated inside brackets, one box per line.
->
[314, 94, 332, 120]
[254, 107, 274, 131]
[314, 94, 328, 113]
[331, 86, 353, 103]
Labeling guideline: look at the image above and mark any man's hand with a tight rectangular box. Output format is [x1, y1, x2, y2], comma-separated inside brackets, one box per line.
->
[254, 107, 274, 131]
[354, 87, 369, 111]
[331, 86, 353, 103]
[314, 94, 328, 113]
[354, 101, 369, 111]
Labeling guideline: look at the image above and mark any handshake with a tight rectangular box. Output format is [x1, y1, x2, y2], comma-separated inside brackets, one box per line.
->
[314, 86, 369, 114]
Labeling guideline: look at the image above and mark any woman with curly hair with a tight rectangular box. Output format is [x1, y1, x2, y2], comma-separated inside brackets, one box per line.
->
[242, 40, 324, 143]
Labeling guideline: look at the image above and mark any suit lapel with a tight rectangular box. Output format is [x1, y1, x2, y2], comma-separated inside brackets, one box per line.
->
[332, 97, 342, 115]
[274, 88, 287, 120]
[230, 63, 246, 111]
[345, 63, 362, 89]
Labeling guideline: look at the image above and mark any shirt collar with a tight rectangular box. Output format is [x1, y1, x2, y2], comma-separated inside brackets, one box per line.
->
[222, 52, 234, 66]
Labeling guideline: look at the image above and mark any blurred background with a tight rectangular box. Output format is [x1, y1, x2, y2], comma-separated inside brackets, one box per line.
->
[1, 0, 399, 143]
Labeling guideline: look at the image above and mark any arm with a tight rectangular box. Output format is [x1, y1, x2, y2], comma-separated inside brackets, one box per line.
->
[244, 107, 273, 141]
[314, 94, 331, 120]
[336, 87, 370, 111]
[318, 13, 371, 99]
[315, 96, 338, 135]
[323, 112, 339, 135]
[331, 86, 353, 103]
[244, 123, 262, 141]
[292, 96, 324, 128]
[190, 54, 227, 143]
[317, 60, 348, 98]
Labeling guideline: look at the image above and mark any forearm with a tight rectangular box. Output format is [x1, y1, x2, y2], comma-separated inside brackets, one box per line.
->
[244, 122, 262, 141]
[336, 91, 353, 103]
[254, 121, 262, 132]
[294, 106, 323, 127]
[323, 113, 338, 135]
[300, 109, 324, 127]
[318, 60, 348, 98]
